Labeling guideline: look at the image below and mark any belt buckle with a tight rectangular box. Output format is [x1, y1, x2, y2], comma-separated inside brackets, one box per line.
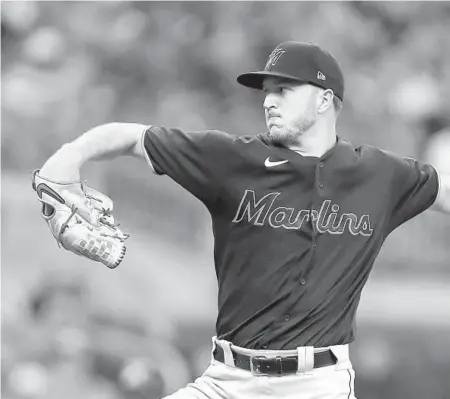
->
[250, 355, 283, 376]
[250, 355, 268, 376]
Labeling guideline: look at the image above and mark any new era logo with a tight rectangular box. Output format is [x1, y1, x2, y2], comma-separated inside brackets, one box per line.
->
[317, 71, 326, 80]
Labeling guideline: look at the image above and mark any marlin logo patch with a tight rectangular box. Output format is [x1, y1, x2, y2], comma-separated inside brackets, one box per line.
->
[265, 48, 286, 69]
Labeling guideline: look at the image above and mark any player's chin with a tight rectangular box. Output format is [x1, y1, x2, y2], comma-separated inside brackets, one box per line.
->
[268, 125, 287, 139]
[268, 123, 283, 135]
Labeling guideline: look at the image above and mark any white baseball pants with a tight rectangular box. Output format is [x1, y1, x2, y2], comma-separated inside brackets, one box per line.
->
[163, 337, 357, 399]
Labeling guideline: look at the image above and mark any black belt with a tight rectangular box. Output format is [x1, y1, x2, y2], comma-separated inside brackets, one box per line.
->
[213, 345, 337, 376]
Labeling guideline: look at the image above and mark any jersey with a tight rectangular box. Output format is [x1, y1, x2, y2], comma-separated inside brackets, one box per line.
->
[142, 126, 440, 350]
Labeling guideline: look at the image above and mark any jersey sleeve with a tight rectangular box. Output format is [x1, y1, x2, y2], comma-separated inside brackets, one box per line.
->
[387, 155, 439, 231]
[141, 126, 235, 205]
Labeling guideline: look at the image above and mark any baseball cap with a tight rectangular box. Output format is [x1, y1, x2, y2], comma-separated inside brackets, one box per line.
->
[237, 41, 345, 101]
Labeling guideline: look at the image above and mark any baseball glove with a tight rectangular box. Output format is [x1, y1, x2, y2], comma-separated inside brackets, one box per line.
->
[31, 169, 129, 269]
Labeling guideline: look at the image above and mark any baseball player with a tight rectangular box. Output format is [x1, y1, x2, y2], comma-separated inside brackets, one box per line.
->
[33, 41, 449, 398]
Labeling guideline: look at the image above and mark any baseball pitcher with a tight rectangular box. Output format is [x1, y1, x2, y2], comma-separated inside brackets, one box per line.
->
[33, 41, 450, 399]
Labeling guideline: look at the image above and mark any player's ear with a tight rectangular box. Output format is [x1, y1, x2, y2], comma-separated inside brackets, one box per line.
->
[317, 89, 334, 114]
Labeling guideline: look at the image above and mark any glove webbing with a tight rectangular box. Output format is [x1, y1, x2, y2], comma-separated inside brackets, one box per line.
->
[57, 204, 79, 248]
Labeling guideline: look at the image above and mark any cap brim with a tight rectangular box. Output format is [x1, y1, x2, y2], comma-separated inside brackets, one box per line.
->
[237, 71, 308, 90]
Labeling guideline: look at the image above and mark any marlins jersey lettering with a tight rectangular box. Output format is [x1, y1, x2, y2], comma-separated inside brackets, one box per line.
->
[142, 127, 439, 349]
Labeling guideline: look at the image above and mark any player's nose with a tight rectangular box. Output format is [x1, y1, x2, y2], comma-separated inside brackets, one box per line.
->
[263, 92, 279, 111]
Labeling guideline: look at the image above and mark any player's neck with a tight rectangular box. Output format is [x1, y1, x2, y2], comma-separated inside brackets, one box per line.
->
[288, 121, 337, 158]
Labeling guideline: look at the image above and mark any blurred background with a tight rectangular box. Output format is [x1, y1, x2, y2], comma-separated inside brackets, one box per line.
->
[1, 2, 450, 398]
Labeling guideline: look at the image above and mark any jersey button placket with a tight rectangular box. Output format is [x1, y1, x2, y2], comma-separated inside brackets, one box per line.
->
[317, 161, 325, 189]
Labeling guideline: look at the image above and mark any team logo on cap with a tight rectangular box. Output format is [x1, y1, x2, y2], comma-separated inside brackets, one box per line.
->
[317, 71, 326, 80]
[265, 48, 286, 70]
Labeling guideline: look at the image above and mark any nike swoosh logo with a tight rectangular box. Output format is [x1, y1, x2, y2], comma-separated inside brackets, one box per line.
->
[265, 157, 289, 168]
[36, 183, 65, 204]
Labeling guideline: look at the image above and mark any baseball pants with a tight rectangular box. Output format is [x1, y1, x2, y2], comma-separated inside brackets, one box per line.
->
[163, 337, 357, 399]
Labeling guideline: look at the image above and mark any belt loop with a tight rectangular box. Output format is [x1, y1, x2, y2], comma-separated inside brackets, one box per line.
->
[331, 344, 352, 371]
[218, 339, 235, 367]
[297, 347, 306, 374]
[297, 346, 314, 374]
[305, 346, 314, 374]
